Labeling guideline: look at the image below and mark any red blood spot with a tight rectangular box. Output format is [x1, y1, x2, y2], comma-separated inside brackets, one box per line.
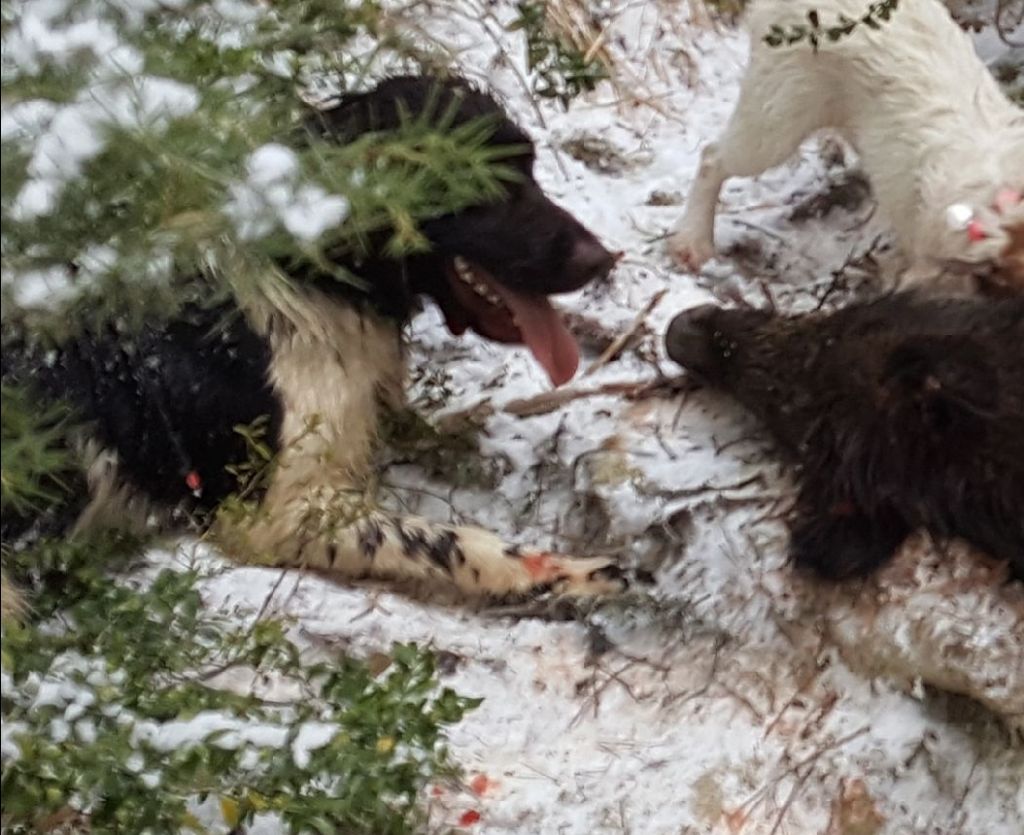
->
[185, 470, 202, 492]
[967, 219, 989, 242]
[470, 774, 491, 796]
[994, 188, 1022, 214]
[458, 810, 482, 827]
[522, 553, 556, 580]
[431, 785, 444, 797]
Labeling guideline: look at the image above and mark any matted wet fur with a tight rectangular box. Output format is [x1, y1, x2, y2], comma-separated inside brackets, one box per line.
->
[664, 292, 1024, 580]
[1, 75, 629, 612]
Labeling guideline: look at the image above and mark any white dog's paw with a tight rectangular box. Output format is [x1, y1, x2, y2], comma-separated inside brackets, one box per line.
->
[666, 228, 715, 272]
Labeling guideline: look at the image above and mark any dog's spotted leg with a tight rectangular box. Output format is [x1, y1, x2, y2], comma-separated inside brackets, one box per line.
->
[243, 508, 627, 599]
[235, 292, 628, 600]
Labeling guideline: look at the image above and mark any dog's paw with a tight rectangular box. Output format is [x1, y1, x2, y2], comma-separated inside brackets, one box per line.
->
[666, 228, 715, 272]
[520, 552, 629, 597]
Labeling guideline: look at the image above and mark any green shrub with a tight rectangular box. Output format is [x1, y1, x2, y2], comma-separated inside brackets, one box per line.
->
[3, 584, 480, 833]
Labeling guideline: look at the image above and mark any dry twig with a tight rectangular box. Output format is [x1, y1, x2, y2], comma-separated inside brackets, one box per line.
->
[583, 288, 667, 376]
[504, 373, 694, 417]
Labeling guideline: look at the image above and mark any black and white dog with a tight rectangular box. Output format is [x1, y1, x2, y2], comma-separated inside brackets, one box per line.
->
[2, 76, 629, 603]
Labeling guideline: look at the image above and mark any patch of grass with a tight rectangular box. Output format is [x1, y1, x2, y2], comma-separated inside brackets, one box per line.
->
[507, 1, 608, 108]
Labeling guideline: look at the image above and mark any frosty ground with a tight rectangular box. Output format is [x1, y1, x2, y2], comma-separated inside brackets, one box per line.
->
[146, 3, 1023, 833]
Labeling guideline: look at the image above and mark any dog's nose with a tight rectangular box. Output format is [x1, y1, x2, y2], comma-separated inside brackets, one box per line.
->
[665, 304, 719, 370]
[568, 237, 616, 283]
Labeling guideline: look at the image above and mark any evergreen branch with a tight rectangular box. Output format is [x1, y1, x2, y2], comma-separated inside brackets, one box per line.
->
[0, 385, 75, 516]
[763, 0, 901, 51]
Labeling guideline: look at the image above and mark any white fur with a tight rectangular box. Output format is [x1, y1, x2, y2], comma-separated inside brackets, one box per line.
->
[32, 283, 624, 608]
[226, 284, 624, 600]
[667, 0, 1024, 286]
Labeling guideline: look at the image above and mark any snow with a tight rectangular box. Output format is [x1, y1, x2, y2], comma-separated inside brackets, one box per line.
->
[166, 2, 1024, 832]
[5, 0, 1023, 832]
[290, 722, 339, 769]
[8, 76, 199, 221]
[0, 99, 58, 142]
[3, 13, 121, 74]
[132, 711, 291, 752]
[2, 2, 199, 224]
[75, 719, 98, 744]
[224, 144, 351, 241]
[2, 721, 30, 760]
[248, 144, 302, 184]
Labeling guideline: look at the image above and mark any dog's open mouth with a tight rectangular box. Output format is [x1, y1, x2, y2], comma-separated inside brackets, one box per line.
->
[440, 256, 580, 386]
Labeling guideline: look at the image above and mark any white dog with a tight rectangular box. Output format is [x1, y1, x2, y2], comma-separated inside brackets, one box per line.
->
[667, 0, 1024, 291]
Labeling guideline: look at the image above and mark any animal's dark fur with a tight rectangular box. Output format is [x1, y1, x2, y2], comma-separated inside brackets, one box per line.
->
[3, 303, 281, 522]
[664, 293, 1024, 580]
[304, 76, 616, 315]
[2, 76, 627, 601]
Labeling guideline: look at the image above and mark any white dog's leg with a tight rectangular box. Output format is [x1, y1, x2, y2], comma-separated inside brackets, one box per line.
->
[667, 141, 729, 271]
[668, 53, 829, 272]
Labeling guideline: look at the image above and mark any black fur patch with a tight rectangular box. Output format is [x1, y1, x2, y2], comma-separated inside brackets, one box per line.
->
[425, 529, 464, 574]
[389, 521, 462, 575]
[665, 293, 1024, 580]
[357, 521, 385, 558]
[392, 520, 427, 559]
[3, 303, 282, 513]
[587, 564, 626, 584]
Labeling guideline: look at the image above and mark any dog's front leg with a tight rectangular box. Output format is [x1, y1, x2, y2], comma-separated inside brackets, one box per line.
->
[241, 503, 628, 599]
[667, 41, 831, 273]
[666, 142, 726, 272]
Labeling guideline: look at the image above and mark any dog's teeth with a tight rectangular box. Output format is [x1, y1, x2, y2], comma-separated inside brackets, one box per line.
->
[454, 257, 505, 307]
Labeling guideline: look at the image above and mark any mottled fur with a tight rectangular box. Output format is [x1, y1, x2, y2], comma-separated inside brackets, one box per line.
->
[2, 76, 627, 610]
[665, 293, 1024, 579]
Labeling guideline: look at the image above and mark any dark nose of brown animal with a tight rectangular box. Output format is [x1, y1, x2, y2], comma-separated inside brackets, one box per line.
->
[567, 236, 616, 285]
[665, 304, 719, 370]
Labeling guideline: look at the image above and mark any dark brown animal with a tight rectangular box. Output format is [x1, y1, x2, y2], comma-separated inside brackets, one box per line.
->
[664, 293, 1024, 580]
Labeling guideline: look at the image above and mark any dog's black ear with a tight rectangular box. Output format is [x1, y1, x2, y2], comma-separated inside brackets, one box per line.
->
[307, 76, 480, 142]
[879, 334, 998, 439]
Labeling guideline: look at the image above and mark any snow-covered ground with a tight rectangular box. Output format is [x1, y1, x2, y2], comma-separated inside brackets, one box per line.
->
[152, 2, 1023, 833]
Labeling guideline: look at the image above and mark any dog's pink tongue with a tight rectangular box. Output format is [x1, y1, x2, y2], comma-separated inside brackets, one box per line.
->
[502, 290, 579, 386]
